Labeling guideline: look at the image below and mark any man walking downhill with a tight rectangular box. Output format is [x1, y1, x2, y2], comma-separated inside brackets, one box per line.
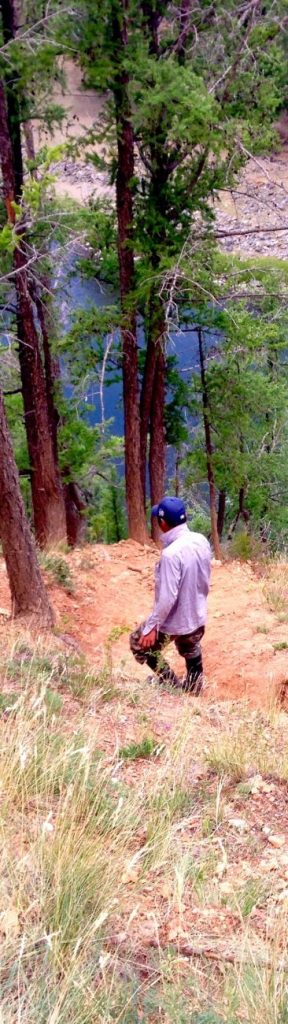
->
[130, 496, 211, 693]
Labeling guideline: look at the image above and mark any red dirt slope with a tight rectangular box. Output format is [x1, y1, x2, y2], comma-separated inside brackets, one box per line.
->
[24, 541, 288, 707]
[0, 541, 286, 705]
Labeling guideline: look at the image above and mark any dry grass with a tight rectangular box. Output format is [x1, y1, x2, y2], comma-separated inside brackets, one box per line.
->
[263, 563, 288, 618]
[1, 632, 288, 1021]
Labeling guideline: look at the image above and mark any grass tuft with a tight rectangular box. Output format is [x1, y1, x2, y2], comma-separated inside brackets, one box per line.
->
[40, 552, 75, 593]
[119, 735, 161, 760]
[1, 632, 288, 1021]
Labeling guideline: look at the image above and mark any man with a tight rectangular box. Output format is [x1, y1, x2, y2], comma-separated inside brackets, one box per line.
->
[130, 496, 211, 693]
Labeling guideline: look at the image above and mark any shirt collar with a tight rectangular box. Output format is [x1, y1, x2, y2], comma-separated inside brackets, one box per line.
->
[161, 523, 189, 548]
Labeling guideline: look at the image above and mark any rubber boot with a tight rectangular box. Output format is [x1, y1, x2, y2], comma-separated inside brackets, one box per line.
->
[146, 656, 181, 688]
[183, 654, 204, 695]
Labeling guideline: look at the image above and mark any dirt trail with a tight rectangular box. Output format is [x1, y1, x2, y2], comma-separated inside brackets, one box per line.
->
[0, 542, 285, 707]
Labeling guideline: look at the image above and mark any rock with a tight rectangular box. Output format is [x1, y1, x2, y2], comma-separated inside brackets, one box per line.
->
[268, 834, 286, 848]
[228, 817, 248, 832]
[219, 881, 234, 895]
[259, 856, 279, 872]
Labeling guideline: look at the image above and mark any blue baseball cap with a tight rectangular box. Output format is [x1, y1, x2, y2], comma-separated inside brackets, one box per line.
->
[151, 496, 187, 527]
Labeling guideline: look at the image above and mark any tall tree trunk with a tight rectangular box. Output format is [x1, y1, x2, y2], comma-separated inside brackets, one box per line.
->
[0, 77, 67, 546]
[140, 324, 158, 500]
[140, 267, 166, 512]
[198, 328, 222, 560]
[148, 304, 166, 501]
[0, 389, 53, 622]
[149, 341, 166, 539]
[112, 0, 147, 543]
[1, 0, 24, 200]
[217, 489, 226, 539]
[63, 480, 86, 547]
[227, 486, 250, 540]
[174, 448, 182, 496]
[141, 0, 161, 54]
[33, 286, 60, 459]
[35, 285, 88, 545]
[35, 284, 87, 547]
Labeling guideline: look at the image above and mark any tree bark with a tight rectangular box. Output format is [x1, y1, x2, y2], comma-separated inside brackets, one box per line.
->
[145, 297, 166, 538]
[140, 256, 166, 507]
[33, 285, 60, 460]
[0, 389, 53, 622]
[63, 480, 86, 547]
[149, 341, 166, 540]
[1, 0, 24, 201]
[174, 448, 182, 496]
[217, 488, 226, 539]
[112, 0, 147, 543]
[140, 325, 158, 500]
[198, 328, 222, 560]
[0, 76, 67, 547]
[35, 284, 87, 547]
[141, 0, 161, 55]
[227, 486, 250, 540]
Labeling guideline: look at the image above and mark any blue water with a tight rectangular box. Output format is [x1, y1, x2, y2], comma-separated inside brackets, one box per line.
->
[57, 256, 205, 439]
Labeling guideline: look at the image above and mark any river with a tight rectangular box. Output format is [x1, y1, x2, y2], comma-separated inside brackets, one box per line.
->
[58, 253, 203, 448]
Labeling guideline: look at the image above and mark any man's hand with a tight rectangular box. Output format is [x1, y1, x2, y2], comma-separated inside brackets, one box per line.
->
[139, 627, 157, 649]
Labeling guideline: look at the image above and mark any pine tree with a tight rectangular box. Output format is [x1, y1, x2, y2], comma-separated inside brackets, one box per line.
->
[0, 387, 53, 622]
[0, 73, 67, 545]
[69, 0, 287, 540]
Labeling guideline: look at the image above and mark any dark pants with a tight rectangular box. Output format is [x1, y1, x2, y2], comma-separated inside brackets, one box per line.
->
[129, 624, 205, 693]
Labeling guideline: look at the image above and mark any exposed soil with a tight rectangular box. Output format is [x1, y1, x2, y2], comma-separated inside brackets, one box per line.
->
[1, 543, 288, 983]
[0, 542, 286, 708]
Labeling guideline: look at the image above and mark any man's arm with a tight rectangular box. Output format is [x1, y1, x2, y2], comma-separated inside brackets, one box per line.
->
[141, 553, 181, 638]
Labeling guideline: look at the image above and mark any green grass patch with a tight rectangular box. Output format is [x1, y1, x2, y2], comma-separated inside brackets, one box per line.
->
[40, 552, 74, 593]
[119, 735, 162, 760]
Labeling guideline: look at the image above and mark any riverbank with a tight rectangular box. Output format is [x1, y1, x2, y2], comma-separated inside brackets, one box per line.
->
[34, 60, 288, 261]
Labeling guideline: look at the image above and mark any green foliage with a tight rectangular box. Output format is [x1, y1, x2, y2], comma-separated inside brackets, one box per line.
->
[44, 688, 63, 716]
[119, 736, 161, 761]
[173, 252, 288, 549]
[40, 554, 74, 592]
[2, 0, 288, 554]
[0, 691, 18, 714]
[229, 533, 261, 563]
[188, 508, 211, 539]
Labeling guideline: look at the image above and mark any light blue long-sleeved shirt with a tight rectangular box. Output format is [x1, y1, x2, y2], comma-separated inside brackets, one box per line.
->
[142, 524, 211, 636]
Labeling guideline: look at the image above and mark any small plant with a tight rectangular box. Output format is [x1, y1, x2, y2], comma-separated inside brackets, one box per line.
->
[205, 733, 247, 782]
[229, 531, 261, 562]
[273, 641, 288, 652]
[188, 509, 211, 537]
[264, 566, 288, 617]
[119, 736, 161, 760]
[0, 691, 18, 713]
[107, 625, 130, 644]
[44, 688, 63, 716]
[40, 553, 74, 593]
[101, 685, 122, 702]
[236, 877, 269, 918]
